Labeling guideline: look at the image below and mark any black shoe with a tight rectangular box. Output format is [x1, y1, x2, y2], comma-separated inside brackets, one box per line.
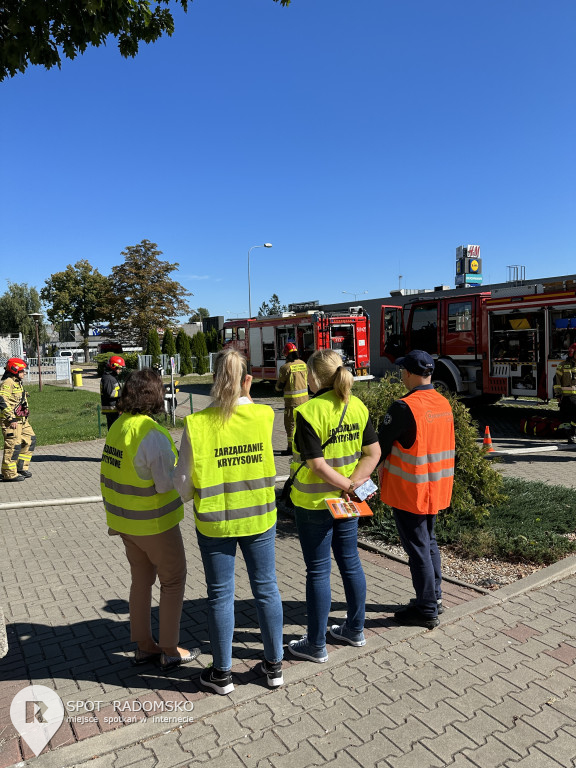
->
[409, 598, 444, 615]
[2, 475, 25, 482]
[394, 605, 439, 629]
[132, 649, 162, 666]
[567, 436, 576, 445]
[18, 470, 32, 478]
[199, 665, 234, 695]
[261, 659, 284, 688]
[159, 647, 201, 671]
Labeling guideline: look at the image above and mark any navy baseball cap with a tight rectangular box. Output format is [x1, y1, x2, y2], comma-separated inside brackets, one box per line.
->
[395, 350, 435, 376]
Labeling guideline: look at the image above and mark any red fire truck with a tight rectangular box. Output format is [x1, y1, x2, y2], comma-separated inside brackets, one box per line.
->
[223, 307, 371, 382]
[380, 280, 576, 402]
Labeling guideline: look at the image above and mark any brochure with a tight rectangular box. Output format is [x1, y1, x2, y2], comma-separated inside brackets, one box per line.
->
[325, 497, 374, 519]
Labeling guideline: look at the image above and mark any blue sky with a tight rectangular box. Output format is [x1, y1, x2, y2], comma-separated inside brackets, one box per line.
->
[1, 0, 574, 321]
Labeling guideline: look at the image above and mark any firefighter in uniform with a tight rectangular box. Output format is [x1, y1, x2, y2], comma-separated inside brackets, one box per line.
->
[1, 357, 36, 482]
[379, 350, 455, 629]
[554, 343, 576, 445]
[275, 342, 309, 455]
[100, 355, 126, 429]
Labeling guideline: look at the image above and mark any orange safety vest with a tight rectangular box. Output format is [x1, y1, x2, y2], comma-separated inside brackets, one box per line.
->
[380, 389, 455, 515]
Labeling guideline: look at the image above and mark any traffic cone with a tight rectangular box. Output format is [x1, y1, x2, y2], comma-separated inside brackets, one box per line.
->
[483, 425, 494, 452]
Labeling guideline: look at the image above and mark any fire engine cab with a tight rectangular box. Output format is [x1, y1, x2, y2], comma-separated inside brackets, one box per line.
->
[223, 307, 370, 382]
[380, 280, 576, 402]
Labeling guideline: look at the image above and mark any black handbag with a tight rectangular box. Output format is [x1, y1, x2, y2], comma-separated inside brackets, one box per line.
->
[279, 404, 348, 509]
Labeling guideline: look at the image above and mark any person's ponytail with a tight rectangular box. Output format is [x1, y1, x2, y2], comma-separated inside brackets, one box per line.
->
[307, 349, 353, 404]
[211, 349, 247, 422]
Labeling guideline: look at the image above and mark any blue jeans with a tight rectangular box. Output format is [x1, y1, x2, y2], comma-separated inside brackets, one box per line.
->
[294, 506, 366, 648]
[393, 509, 442, 617]
[196, 525, 284, 671]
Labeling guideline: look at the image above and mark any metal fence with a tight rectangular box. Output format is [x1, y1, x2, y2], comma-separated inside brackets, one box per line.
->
[24, 357, 72, 383]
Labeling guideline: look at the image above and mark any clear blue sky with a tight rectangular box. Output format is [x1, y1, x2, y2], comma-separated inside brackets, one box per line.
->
[1, 0, 574, 321]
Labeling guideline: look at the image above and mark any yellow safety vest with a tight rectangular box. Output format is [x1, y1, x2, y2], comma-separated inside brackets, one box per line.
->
[185, 403, 277, 537]
[281, 361, 309, 405]
[290, 391, 368, 511]
[100, 413, 183, 535]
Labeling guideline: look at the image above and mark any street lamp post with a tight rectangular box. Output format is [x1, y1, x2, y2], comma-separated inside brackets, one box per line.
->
[342, 290, 368, 302]
[29, 312, 43, 391]
[248, 243, 273, 318]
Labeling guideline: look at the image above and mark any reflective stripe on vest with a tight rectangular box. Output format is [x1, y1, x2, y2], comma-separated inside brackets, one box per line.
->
[186, 403, 277, 537]
[100, 413, 183, 535]
[289, 391, 369, 511]
[380, 389, 455, 515]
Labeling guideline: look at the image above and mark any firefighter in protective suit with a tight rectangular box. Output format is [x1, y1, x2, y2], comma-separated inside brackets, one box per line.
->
[275, 342, 309, 455]
[100, 355, 126, 429]
[1, 357, 36, 482]
[554, 343, 576, 445]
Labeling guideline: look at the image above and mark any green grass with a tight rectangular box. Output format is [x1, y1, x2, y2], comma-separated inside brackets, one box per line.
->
[26, 384, 186, 445]
[368, 477, 576, 566]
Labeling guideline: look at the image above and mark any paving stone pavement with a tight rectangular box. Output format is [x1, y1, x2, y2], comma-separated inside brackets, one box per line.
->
[1, 393, 576, 768]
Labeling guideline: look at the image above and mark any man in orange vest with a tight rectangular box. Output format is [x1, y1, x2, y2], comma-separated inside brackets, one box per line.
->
[378, 350, 455, 629]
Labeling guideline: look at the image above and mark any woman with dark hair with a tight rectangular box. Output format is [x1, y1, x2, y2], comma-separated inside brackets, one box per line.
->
[288, 349, 380, 663]
[101, 368, 199, 672]
[175, 349, 283, 695]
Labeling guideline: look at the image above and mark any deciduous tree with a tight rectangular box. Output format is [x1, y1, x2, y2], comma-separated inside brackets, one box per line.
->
[1, 0, 290, 81]
[188, 307, 210, 323]
[105, 240, 191, 348]
[257, 293, 287, 317]
[41, 260, 108, 361]
[0, 282, 46, 350]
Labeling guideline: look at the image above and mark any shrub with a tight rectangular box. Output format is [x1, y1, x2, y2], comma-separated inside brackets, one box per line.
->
[353, 377, 507, 537]
[95, 351, 138, 375]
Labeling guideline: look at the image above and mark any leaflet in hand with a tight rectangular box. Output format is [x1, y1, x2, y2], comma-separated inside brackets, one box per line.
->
[325, 498, 374, 518]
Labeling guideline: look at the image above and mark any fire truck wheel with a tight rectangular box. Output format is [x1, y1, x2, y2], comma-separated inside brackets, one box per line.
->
[432, 377, 453, 396]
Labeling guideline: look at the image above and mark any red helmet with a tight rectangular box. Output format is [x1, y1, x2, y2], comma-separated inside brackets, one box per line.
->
[568, 343, 576, 359]
[6, 357, 27, 375]
[108, 355, 126, 369]
[283, 342, 298, 356]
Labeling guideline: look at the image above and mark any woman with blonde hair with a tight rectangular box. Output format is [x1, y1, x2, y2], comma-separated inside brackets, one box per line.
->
[175, 349, 283, 694]
[288, 349, 380, 663]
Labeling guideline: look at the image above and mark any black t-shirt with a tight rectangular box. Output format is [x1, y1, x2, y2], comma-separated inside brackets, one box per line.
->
[294, 388, 378, 460]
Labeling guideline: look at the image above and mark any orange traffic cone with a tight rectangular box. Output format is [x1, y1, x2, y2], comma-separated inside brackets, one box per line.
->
[483, 425, 494, 452]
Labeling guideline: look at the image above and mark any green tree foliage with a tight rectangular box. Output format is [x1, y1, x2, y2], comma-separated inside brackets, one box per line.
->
[205, 327, 222, 353]
[161, 328, 176, 357]
[41, 259, 108, 362]
[188, 307, 210, 322]
[1, 0, 291, 81]
[145, 327, 162, 366]
[105, 240, 191, 348]
[257, 293, 287, 317]
[190, 331, 209, 375]
[175, 329, 193, 375]
[0, 282, 47, 349]
[353, 378, 506, 528]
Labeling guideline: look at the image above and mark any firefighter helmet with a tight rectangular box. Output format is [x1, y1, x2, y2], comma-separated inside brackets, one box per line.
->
[6, 357, 27, 375]
[568, 343, 576, 359]
[108, 355, 126, 370]
[283, 342, 298, 356]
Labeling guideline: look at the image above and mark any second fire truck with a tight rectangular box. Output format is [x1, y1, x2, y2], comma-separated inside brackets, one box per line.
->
[223, 307, 371, 382]
[380, 279, 576, 402]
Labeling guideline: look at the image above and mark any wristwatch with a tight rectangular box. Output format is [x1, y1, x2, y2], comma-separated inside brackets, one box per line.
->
[348, 480, 357, 493]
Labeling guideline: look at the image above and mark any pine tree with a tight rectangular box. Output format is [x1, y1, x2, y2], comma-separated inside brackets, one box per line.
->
[146, 328, 162, 366]
[191, 332, 209, 375]
[162, 328, 177, 357]
[176, 329, 193, 375]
